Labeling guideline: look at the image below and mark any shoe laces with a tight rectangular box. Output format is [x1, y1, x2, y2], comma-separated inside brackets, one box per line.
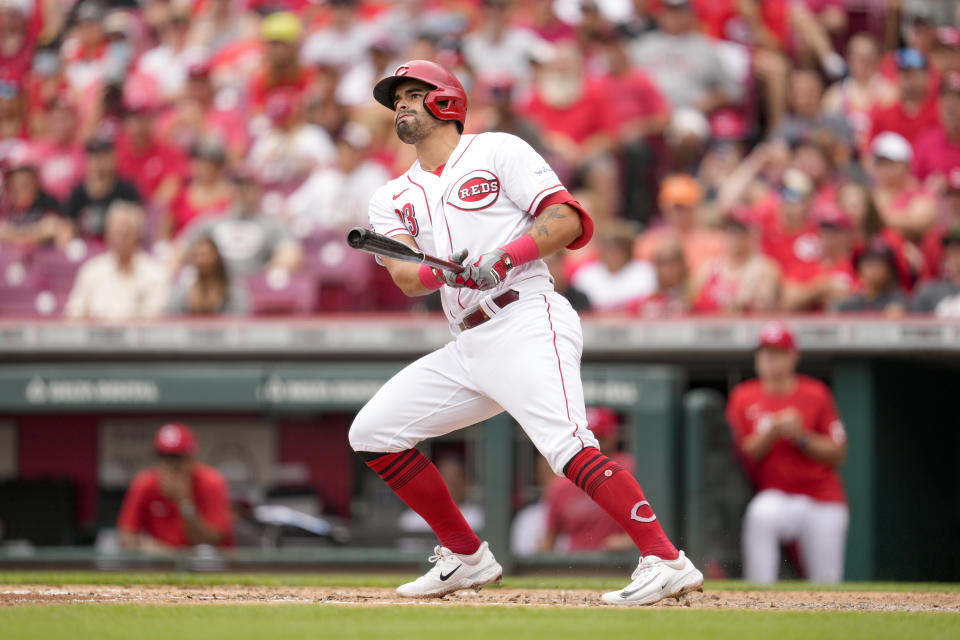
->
[427, 545, 455, 567]
[630, 555, 661, 582]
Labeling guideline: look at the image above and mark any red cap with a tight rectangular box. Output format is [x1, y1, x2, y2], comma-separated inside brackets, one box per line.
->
[757, 320, 796, 351]
[154, 423, 197, 456]
[710, 110, 748, 141]
[586, 406, 620, 439]
[938, 26, 960, 49]
[813, 201, 853, 228]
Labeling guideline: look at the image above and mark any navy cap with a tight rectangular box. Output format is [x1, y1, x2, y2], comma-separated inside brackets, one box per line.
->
[895, 48, 927, 71]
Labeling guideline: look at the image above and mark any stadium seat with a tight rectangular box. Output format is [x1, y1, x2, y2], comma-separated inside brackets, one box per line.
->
[32, 239, 104, 295]
[302, 230, 375, 311]
[246, 268, 317, 315]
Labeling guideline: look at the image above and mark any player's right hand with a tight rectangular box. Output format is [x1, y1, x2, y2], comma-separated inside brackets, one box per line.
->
[433, 249, 480, 289]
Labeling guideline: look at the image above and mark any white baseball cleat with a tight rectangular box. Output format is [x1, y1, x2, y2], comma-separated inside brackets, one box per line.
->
[396, 541, 503, 598]
[601, 550, 704, 605]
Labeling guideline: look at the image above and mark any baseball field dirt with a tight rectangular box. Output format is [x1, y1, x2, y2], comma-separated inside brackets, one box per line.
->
[1, 583, 958, 611]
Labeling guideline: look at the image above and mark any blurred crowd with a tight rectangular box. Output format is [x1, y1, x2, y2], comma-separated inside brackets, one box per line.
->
[2, 0, 960, 318]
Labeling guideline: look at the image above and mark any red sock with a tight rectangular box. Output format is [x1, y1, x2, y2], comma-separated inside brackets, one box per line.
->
[364, 449, 481, 555]
[564, 447, 679, 560]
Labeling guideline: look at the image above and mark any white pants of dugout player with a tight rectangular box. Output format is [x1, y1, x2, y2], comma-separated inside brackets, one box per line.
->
[742, 488, 849, 583]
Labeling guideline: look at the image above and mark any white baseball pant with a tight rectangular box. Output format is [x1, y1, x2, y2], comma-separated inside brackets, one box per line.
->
[742, 488, 849, 583]
[349, 290, 599, 474]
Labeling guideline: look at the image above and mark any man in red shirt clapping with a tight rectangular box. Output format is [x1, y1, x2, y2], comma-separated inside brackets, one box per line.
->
[725, 321, 848, 583]
[117, 423, 233, 551]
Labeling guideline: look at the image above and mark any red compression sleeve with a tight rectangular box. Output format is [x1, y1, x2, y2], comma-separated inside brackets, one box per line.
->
[418, 263, 444, 290]
[501, 234, 540, 266]
[534, 190, 595, 250]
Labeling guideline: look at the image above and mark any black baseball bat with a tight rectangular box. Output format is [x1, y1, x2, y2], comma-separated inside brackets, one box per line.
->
[346, 227, 465, 273]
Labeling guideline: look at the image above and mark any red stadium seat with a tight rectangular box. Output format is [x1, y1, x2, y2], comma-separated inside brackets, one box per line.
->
[245, 268, 317, 315]
[301, 229, 375, 311]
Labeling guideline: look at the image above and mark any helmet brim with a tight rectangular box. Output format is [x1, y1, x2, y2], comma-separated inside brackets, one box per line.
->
[373, 75, 436, 112]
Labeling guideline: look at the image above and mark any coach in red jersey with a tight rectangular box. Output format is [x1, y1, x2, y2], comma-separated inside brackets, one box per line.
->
[726, 321, 848, 583]
[117, 423, 233, 551]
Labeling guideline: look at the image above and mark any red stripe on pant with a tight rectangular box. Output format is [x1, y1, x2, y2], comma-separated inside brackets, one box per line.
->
[564, 447, 679, 560]
[365, 448, 482, 555]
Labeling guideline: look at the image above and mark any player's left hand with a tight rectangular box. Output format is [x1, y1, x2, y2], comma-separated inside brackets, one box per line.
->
[462, 248, 513, 290]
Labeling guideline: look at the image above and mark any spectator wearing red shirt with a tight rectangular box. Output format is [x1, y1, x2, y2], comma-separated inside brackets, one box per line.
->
[912, 71, 960, 191]
[248, 11, 311, 112]
[822, 33, 899, 153]
[726, 321, 848, 583]
[60, 1, 111, 96]
[870, 131, 938, 245]
[760, 169, 822, 284]
[920, 170, 960, 281]
[115, 97, 187, 213]
[781, 202, 856, 311]
[166, 137, 233, 237]
[521, 41, 620, 217]
[598, 28, 670, 222]
[117, 422, 234, 551]
[30, 100, 85, 202]
[541, 407, 635, 553]
[869, 49, 940, 147]
[522, 41, 619, 155]
[0, 0, 38, 89]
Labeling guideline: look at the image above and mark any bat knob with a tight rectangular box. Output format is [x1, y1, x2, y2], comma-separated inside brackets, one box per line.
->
[346, 227, 368, 249]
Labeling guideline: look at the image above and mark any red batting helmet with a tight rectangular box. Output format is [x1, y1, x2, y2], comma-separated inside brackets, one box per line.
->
[373, 60, 467, 133]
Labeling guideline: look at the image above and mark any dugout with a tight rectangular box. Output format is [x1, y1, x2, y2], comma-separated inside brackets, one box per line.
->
[0, 316, 957, 581]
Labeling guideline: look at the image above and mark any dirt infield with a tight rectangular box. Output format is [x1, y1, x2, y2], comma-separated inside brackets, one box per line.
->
[1, 585, 958, 612]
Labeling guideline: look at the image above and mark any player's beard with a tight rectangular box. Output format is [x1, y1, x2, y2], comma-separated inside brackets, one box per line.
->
[395, 110, 434, 144]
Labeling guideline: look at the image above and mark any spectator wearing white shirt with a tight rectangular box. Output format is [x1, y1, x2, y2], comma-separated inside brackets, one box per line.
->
[462, 0, 550, 90]
[246, 90, 336, 190]
[132, 11, 207, 104]
[572, 219, 656, 310]
[285, 122, 391, 236]
[65, 201, 169, 319]
[630, 0, 742, 113]
[300, 0, 375, 71]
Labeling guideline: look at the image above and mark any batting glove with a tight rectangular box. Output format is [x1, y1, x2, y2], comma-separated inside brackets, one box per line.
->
[433, 249, 477, 289]
[434, 248, 513, 290]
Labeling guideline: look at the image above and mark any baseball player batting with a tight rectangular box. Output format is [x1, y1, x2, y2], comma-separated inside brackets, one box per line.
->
[349, 60, 703, 605]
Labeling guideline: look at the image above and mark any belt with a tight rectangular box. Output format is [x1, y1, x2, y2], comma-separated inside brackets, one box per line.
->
[458, 290, 520, 332]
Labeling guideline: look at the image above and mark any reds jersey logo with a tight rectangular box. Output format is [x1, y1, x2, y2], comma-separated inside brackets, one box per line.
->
[396, 203, 419, 237]
[448, 170, 500, 211]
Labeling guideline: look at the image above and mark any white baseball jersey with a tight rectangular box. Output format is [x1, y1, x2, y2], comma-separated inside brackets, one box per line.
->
[356, 131, 598, 474]
[368, 132, 569, 329]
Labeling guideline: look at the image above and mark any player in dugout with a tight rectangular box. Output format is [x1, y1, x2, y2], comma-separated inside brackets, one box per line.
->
[117, 423, 233, 551]
[726, 321, 848, 583]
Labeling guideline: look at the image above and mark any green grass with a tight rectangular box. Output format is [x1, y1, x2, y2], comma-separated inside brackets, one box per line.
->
[1, 571, 959, 592]
[1, 604, 958, 640]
